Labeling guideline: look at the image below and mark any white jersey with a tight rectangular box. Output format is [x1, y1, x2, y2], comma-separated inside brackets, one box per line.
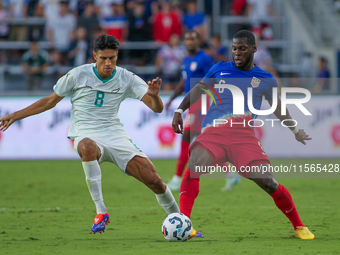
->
[53, 63, 148, 139]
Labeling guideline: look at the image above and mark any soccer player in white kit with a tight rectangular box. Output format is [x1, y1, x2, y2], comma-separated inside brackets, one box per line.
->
[0, 34, 179, 234]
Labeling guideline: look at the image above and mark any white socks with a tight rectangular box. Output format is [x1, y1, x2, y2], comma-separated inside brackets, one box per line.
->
[171, 175, 182, 184]
[83, 161, 179, 215]
[82, 160, 107, 214]
[156, 185, 179, 214]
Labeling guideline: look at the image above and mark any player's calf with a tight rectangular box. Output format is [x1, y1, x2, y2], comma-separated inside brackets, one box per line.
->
[251, 176, 279, 194]
[248, 164, 279, 194]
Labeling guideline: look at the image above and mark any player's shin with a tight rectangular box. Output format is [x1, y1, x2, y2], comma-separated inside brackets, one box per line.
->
[175, 140, 190, 177]
[179, 169, 200, 218]
[155, 185, 180, 214]
[82, 161, 107, 214]
[269, 184, 304, 229]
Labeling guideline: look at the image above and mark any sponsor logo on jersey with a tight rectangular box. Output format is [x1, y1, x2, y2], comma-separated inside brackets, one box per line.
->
[111, 88, 120, 93]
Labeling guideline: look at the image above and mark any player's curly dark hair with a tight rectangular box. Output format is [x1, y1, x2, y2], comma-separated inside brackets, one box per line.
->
[93, 34, 120, 52]
[233, 30, 256, 46]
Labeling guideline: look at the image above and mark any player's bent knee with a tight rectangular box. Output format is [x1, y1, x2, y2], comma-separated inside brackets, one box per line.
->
[188, 147, 213, 172]
[77, 138, 99, 160]
[253, 177, 279, 194]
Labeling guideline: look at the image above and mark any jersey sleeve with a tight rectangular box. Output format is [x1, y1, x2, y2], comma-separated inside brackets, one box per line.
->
[126, 72, 148, 100]
[202, 63, 218, 86]
[263, 76, 278, 101]
[203, 55, 215, 75]
[53, 71, 77, 97]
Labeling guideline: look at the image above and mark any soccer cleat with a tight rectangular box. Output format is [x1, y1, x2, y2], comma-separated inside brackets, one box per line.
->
[221, 177, 241, 191]
[91, 212, 110, 234]
[295, 226, 315, 239]
[167, 178, 181, 191]
[188, 229, 204, 240]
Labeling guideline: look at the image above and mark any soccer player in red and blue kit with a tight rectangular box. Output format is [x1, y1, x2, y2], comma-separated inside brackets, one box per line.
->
[166, 31, 215, 191]
[172, 30, 315, 239]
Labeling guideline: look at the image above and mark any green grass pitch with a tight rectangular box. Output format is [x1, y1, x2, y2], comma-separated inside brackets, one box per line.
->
[0, 159, 339, 254]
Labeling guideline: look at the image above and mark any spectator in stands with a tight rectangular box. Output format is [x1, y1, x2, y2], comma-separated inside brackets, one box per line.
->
[127, 1, 152, 42]
[334, 0, 340, 13]
[145, 0, 159, 17]
[126, 0, 158, 18]
[210, 34, 227, 62]
[77, 0, 100, 43]
[229, 0, 249, 34]
[36, 0, 60, 24]
[127, 0, 152, 66]
[313, 57, 331, 94]
[48, 48, 64, 81]
[0, 2, 10, 39]
[230, 0, 247, 16]
[47, 0, 76, 65]
[299, 52, 315, 78]
[155, 33, 187, 90]
[21, 41, 50, 90]
[69, 0, 88, 17]
[152, 0, 182, 45]
[6, 0, 28, 41]
[68, 26, 90, 66]
[94, 0, 116, 19]
[86, 24, 104, 62]
[100, 1, 127, 43]
[0, 2, 10, 63]
[254, 33, 280, 87]
[245, 0, 277, 41]
[170, 0, 184, 18]
[182, 0, 207, 42]
[27, 0, 39, 16]
[27, 0, 45, 41]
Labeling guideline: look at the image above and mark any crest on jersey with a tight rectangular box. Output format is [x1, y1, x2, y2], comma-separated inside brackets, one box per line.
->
[251, 77, 261, 88]
[190, 62, 197, 71]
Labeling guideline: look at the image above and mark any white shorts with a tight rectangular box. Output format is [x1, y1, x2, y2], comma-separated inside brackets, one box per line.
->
[73, 132, 147, 174]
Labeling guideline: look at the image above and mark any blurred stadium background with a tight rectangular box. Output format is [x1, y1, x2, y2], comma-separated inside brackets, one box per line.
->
[0, 0, 340, 160]
[1, 2, 340, 253]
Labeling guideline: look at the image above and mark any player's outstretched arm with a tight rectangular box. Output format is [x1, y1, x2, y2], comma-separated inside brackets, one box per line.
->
[165, 79, 185, 110]
[172, 80, 206, 134]
[269, 98, 312, 145]
[142, 77, 163, 113]
[0, 92, 64, 132]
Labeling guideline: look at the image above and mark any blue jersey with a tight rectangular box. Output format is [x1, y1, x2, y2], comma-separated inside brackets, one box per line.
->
[201, 61, 278, 130]
[181, 50, 214, 94]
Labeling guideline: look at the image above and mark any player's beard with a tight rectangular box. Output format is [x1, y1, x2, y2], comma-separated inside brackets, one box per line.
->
[234, 53, 253, 70]
[188, 47, 198, 55]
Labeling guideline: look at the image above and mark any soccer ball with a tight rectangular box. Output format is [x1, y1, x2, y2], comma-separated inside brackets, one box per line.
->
[161, 212, 192, 242]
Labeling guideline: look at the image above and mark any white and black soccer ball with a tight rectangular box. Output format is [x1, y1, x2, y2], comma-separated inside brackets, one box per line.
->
[162, 212, 193, 242]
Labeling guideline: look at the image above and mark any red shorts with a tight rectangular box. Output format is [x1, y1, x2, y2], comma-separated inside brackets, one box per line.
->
[184, 98, 203, 134]
[190, 125, 270, 178]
